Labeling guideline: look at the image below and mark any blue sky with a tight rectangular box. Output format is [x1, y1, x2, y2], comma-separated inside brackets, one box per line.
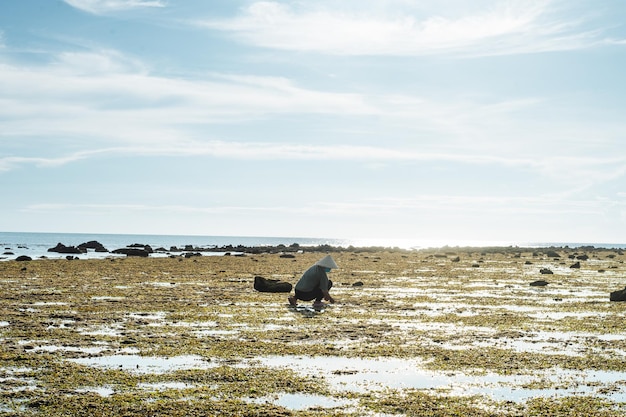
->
[1, 0, 625, 245]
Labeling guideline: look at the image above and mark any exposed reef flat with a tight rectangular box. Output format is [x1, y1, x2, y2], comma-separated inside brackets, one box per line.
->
[1, 247, 625, 416]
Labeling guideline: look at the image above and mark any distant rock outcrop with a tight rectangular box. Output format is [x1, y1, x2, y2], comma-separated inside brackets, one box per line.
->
[111, 244, 153, 257]
[112, 247, 151, 257]
[48, 243, 84, 254]
[77, 241, 108, 253]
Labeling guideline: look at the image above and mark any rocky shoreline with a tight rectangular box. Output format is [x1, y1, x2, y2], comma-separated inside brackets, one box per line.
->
[7, 239, 626, 261]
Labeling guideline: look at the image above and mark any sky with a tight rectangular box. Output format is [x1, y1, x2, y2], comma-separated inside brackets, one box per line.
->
[1, 0, 625, 245]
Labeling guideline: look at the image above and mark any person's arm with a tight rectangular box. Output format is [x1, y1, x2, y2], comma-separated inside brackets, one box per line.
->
[322, 288, 335, 303]
[317, 267, 336, 303]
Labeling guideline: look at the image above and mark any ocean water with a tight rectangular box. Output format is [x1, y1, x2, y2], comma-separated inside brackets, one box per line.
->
[0, 231, 624, 261]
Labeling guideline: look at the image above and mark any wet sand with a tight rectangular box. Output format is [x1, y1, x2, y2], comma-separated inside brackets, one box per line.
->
[1, 247, 625, 416]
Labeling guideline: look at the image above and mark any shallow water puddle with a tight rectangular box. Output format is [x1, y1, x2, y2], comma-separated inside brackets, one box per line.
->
[76, 386, 116, 397]
[138, 381, 196, 391]
[250, 392, 356, 411]
[247, 355, 626, 402]
[70, 354, 216, 374]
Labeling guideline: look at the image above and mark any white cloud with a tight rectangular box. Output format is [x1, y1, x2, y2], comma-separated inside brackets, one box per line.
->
[1, 47, 624, 191]
[63, 0, 166, 15]
[21, 191, 610, 221]
[196, 0, 614, 56]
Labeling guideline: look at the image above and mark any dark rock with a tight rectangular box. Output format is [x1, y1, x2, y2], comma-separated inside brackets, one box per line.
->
[570, 261, 581, 269]
[530, 280, 549, 287]
[16, 255, 32, 262]
[128, 244, 153, 253]
[352, 281, 364, 287]
[539, 268, 553, 274]
[451, 256, 460, 262]
[112, 248, 150, 257]
[77, 240, 108, 253]
[253, 276, 292, 293]
[576, 254, 589, 261]
[280, 254, 296, 258]
[545, 250, 560, 258]
[610, 287, 626, 302]
[48, 243, 84, 254]
[3, 251, 14, 255]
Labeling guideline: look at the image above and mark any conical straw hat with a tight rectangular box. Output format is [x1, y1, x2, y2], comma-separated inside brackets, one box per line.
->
[315, 255, 338, 269]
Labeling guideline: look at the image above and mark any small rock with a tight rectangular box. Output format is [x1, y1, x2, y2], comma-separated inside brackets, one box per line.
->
[530, 280, 549, 287]
[610, 287, 626, 302]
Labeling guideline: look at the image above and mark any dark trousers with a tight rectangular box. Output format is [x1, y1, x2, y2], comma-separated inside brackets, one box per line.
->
[295, 280, 333, 303]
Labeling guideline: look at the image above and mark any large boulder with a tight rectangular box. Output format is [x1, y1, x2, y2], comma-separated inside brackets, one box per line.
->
[610, 287, 626, 302]
[253, 276, 292, 293]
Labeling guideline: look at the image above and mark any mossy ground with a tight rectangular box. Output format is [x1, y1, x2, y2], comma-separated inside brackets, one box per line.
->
[1, 248, 625, 416]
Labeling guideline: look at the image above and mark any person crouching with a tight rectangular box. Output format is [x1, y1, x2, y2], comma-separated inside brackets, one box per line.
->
[288, 255, 338, 308]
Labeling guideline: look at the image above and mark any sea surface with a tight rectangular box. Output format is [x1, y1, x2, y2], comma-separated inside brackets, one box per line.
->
[1, 231, 625, 261]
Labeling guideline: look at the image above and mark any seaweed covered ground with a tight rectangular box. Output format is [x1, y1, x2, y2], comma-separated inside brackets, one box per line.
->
[1, 247, 625, 416]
